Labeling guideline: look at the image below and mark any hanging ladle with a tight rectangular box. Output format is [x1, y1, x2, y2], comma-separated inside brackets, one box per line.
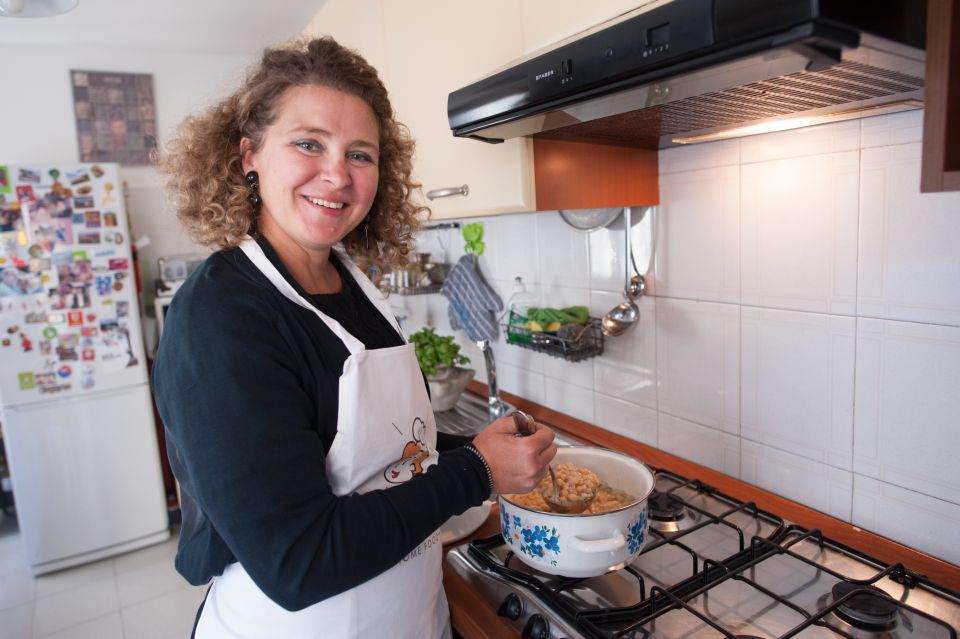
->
[601, 206, 646, 337]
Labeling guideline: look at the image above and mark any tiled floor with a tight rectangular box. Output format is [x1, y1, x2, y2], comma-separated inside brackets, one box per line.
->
[0, 514, 205, 639]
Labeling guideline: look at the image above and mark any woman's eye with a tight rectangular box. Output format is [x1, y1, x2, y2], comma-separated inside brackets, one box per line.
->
[348, 151, 375, 164]
[294, 140, 322, 152]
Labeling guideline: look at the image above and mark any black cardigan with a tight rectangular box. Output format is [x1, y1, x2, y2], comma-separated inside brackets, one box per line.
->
[151, 237, 487, 611]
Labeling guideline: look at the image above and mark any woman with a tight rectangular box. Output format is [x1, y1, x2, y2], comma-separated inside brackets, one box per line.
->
[152, 36, 556, 638]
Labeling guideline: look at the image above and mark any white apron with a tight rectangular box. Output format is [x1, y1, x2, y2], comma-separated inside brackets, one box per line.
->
[194, 238, 451, 639]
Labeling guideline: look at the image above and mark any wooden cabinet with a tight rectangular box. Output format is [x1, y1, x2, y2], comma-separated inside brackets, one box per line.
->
[306, 0, 533, 220]
[381, 0, 535, 219]
[305, 0, 659, 219]
[519, 0, 655, 54]
[921, 0, 960, 192]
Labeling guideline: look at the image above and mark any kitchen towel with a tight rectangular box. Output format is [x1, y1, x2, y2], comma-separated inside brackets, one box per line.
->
[440, 255, 503, 342]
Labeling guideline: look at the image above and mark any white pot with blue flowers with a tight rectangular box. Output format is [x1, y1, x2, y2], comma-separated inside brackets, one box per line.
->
[499, 446, 656, 578]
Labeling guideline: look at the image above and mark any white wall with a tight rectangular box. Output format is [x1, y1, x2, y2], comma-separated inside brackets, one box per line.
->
[0, 42, 254, 349]
[401, 109, 960, 566]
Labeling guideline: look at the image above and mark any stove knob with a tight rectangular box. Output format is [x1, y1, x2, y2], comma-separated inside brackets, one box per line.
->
[522, 613, 550, 639]
[497, 593, 523, 620]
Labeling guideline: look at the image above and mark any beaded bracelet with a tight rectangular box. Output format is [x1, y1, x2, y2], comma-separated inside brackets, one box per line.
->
[464, 442, 495, 500]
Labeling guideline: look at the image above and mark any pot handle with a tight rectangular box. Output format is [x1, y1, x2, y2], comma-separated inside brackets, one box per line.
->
[569, 531, 626, 554]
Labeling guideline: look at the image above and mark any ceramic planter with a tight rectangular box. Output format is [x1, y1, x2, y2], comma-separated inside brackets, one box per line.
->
[427, 366, 475, 412]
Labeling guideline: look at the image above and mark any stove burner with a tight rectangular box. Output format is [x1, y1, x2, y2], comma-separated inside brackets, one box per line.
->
[831, 582, 899, 631]
[646, 490, 688, 532]
[648, 490, 686, 521]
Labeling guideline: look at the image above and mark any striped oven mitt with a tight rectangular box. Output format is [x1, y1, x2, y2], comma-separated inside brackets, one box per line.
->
[440, 255, 503, 342]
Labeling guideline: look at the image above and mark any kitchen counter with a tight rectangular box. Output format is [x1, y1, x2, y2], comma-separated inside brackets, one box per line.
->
[441, 384, 960, 638]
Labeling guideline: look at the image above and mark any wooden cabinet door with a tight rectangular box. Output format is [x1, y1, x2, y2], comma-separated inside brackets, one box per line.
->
[921, 0, 960, 192]
[382, 0, 534, 219]
[520, 0, 654, 54]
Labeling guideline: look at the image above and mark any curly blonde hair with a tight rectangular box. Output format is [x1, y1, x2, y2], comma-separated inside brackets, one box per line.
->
[156, 36, 426, 272]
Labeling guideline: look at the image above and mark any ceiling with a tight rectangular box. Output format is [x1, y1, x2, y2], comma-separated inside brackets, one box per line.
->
[0, 0, 325, 55]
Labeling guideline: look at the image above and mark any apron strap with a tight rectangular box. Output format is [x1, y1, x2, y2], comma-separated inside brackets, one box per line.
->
[333, 249, 405, 340]
[238, 237, 366, 355]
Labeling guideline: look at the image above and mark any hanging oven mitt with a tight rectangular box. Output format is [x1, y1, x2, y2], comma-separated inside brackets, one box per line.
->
[440, 255, 503, 342]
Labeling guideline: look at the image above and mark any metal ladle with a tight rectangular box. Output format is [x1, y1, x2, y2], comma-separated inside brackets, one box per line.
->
[601, 207, 646, 337]
[542, 465, 598, 514]
[512, 412, 597, 513]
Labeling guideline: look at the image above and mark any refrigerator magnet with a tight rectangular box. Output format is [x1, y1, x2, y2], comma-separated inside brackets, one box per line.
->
[103, 212, 117, 227]
[42, 326, 58, 339]
[95, 275, 112, 295]
[80, 326, 97, 337]
[112, 281, 123, 292]
[107, 258, 128, 271]
[73, 196, 95, 209]
[0, 165, 9, 193]
[39, 340, 51, 355]
[85, 313, 95, 323]
[18, 372, 35, 390]
[78, 232, 100, 244]
[16, 185, 35, 203]
[20, 333, 32, 352]
[81, 349, 95, 361]
[66, 168, 90, 185]
[17, 168, 41, 184]
[1, 337, 10, 346]
[84, 211, 100, 228]
[81, 376, 95, 390]
[57, 365, 71, 378]
[90, 165, 104, 178]
[67, 311, 83, 326]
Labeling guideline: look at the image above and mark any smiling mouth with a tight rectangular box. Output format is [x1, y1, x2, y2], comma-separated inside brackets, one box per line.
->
[304, 195, 346, 210]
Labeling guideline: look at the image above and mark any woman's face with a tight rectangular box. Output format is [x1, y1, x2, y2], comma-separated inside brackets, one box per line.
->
[242, 84, 380, 257]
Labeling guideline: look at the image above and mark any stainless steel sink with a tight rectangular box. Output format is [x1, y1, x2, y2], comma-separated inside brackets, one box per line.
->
[434, 392, 501, 438]
[435, 392, 579, 446]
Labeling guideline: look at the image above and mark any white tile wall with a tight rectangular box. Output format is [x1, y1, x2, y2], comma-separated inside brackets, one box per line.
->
[854, 319, 960, 505]
[858, 143, 960, 327]
[655, 165, 740, 304]
[656, 298, 739, 434]
[741, 307, 855, 470]
[659, 413, 740, 478]
[741, 151, 860, 315]
[403, 108, 960, 565]
[741, 440, 853, 520]
[592, 292, 656, 409]
[853, 475, 960, 566]
[594, 393, 658, 447]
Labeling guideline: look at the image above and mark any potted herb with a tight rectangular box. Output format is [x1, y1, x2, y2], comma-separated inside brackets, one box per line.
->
[409, 327, 474, 412]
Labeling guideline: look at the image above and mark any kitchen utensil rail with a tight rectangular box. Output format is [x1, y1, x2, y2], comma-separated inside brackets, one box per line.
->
[502, 317, 604, 362]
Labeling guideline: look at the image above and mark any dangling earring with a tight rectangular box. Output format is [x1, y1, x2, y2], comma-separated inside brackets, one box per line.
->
[245, 170, 261, 210]
[363, 220, 370, 251]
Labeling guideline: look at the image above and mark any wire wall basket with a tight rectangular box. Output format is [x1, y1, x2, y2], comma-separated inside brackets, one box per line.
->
[501, 317, 604, 362]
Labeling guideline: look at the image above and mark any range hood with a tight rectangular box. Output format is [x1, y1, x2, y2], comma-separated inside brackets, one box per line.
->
[448, 0, 926, 148]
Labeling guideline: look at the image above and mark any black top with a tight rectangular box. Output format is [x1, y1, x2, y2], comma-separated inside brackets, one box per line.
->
[151, 236, 487, 611]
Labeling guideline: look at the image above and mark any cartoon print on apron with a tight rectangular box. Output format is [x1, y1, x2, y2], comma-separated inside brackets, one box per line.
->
[194, 238, 451, 639]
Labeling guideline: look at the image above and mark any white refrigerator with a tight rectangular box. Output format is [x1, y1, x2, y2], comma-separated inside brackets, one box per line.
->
[0, 162, 169, 575]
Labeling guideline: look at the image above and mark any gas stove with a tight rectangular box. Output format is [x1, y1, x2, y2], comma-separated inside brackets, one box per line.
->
[446, 469, 960, 638]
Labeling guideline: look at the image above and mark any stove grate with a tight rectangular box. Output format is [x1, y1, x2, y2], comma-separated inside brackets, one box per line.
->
[580, 527, 959, 638]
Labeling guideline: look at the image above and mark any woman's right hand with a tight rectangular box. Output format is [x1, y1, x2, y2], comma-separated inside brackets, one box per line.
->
[471, 413, 556, 495]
